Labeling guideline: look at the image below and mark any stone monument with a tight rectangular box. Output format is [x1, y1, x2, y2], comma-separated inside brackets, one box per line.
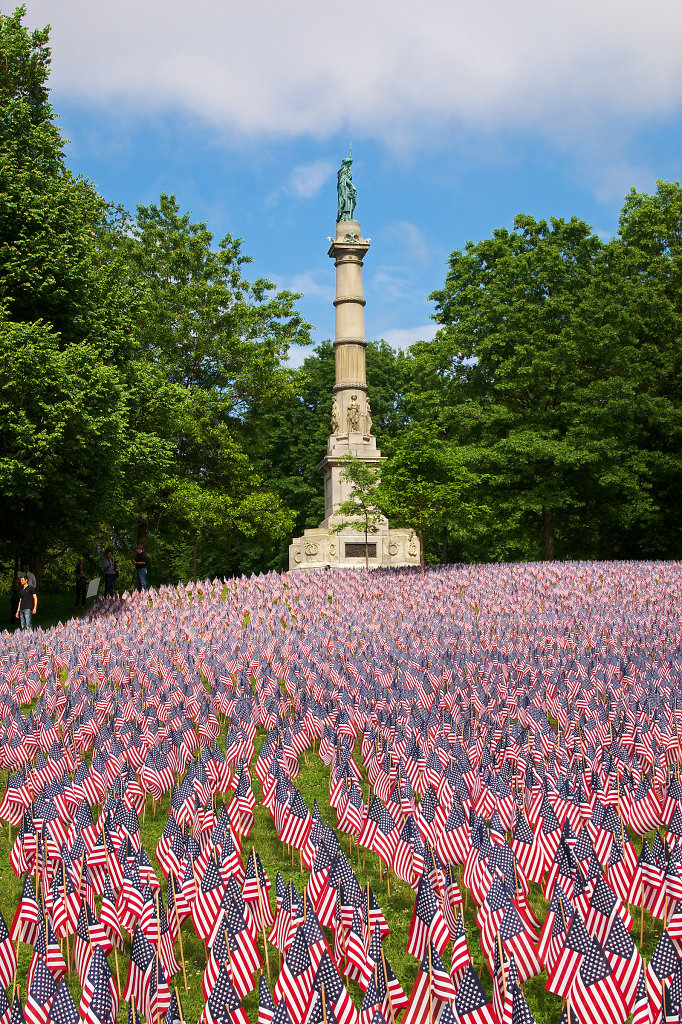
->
[289, 154, 420, 571]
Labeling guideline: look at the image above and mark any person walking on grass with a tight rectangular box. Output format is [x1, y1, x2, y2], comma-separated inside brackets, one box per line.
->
[133, 546, 149, 591]
[15, 575, 37, 629]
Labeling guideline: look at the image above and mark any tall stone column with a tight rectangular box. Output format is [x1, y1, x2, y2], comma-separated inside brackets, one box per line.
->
[288, 155, 420, 571]
[319, 219, 382, 527]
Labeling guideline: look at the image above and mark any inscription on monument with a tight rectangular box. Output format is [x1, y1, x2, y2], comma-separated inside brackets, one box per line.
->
[345, 543, 377, 558]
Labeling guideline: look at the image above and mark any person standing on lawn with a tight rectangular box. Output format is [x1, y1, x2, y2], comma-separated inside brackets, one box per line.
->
[102, 549, 118, 598]
[15, 575, 37, 629]
[133, 546, 149, 590]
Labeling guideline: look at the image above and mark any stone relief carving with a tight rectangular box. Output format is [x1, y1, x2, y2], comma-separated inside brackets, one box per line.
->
[408, 534, 418, 557]
[304, 540, 320, 557]
[364, 396, 372, 435]
[388, 541, 398, 557]
[328, 540, 337, 556]
[346, 394, 361, 432]
[330, 398, 341, 435]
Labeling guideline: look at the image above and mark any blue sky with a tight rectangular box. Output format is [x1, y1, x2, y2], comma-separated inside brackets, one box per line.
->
[24, 0, 682, 364]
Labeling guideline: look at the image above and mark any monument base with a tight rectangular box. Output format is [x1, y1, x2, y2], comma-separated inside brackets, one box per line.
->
[289, 524, 419, 571]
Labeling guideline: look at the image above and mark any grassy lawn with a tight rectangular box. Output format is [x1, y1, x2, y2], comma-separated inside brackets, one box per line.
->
[4, 590, 112, 633]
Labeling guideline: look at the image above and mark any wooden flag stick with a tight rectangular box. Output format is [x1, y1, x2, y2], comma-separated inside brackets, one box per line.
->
[156, 951, 162, 1024]
[170, 875, 188, 992]
[252, 848, 271, 977]
[497, 931, 506, 998]
[62, 869, 71, 982]
[155, 890, 162, 956]
[381, 948, 397, 1024]
[427, 941, 434, 1024]
[174, 988, 186, 1024]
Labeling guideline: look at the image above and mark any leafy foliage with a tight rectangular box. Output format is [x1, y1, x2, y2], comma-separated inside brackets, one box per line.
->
[422, 208, 682, 561]
[378, 425, 476, 570]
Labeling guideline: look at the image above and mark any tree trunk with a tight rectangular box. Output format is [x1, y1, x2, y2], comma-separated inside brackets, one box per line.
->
[441, 526, 448, 565]
[364, 522, 369, 570]
[419, 513, 425, 575]
[137, 515, 149, 549]
[543, 507, 555, 561]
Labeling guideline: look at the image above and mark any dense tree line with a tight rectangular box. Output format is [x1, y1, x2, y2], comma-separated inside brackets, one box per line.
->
[1, 7, 681, 587]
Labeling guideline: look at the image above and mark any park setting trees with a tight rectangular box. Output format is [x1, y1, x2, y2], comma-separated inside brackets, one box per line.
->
[422, 208, 682, 562]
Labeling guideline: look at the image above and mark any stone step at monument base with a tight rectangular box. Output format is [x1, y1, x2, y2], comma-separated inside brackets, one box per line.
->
[289, 526, 419, 571]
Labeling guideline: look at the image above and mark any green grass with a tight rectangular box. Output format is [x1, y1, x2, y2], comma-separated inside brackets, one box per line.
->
[4, 592, 99, 633]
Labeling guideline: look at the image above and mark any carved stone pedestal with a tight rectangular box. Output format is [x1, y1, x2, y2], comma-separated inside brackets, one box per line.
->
[289, 525, 419, 571]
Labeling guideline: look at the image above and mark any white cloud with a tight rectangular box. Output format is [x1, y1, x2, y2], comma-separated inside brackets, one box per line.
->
[271, 269, 335, 305]
[592, 161, 658, 203]
[378, 324, 439, 350]
[287, 160, 335, 199]
[380, 221, 436, 266]
[25, 0, 682, 147]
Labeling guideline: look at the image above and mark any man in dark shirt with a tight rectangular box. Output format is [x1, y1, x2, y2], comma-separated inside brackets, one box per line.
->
[15, 576, 37, 629]
[133, 546, 149, 591]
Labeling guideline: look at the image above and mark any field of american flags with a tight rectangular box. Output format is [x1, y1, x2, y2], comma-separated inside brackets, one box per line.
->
[0, 561, 679, 1024]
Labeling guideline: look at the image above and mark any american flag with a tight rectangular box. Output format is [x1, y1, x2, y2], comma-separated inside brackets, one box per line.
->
[123, 927, 156, 1013]
[145, 953, 171, 1024]
[602, 913, 641, 1013]
[24, 958, 55, 1024]
[258, 974, 276, 1024]
[273, 928, 313, 1023]
[192, 856, 227, 944]
[452, 965, 498, 1024]
[47, 982, 79, 1024]
[545, 910, 591, 999]
[199, 962, 249, 1024]
[0, 907, 17, 989]
[79, 946, 118, 1024]
[406, 873, 450, 959]
[163, 987, 185, 1024]
[570, 936, 629, 1024]
[312, 950, 358, 1024]
[10, 873, 39, 945]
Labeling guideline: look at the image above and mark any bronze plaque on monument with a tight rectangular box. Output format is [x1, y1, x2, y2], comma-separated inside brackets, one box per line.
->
[345, 543, 377, 558]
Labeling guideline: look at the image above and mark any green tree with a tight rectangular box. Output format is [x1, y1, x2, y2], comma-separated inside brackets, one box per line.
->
[0, 7, 125, 353]
[101, 194, 310, 578]
[378, 425, 475, 572]
[331, 453, 385, 569]
[613, 181, 682, 554]
[424, 211, 682, 561]
[0, 318, 126, 566]
[0, 8, 142, 575]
